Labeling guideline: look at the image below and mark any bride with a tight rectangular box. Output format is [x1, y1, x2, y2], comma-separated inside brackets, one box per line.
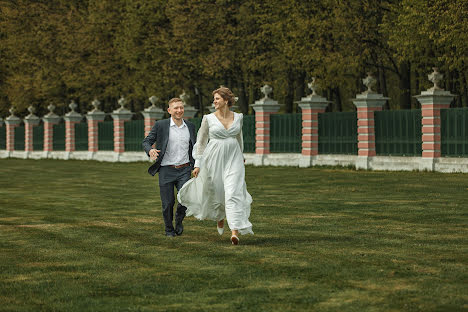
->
[177, 86, 253, 245]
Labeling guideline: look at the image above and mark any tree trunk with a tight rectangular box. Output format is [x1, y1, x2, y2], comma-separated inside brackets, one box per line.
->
[238, 80, 249, 114]
[332, 86, 342, 112]
[398, 61, 411, 110]
[378, 66, 389, 110]
[295, 71, 306, 112]
[284, 70, 295, 113]
[462, 71, 468, 108]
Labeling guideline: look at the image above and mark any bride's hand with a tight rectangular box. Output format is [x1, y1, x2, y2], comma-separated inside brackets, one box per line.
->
[193, 167, 200, 178]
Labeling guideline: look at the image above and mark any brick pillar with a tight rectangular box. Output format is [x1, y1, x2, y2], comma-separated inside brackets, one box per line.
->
[5, 108, 21, 154]
[352, 75, 389, 169]
[297, 91, 330, 167]
[111, 97, 133, 157]
[250, 85, 281, 165]
[64, 101, 83, 155]
[86, 99, 106, 156]
[415, 68, 456, 171]
[142, 96, 164, 137]
[42, 105, 61, 154]
[24, 106, 40, 153]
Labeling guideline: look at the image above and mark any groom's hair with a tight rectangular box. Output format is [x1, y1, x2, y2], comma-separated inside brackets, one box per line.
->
[168, 98, 183, 107]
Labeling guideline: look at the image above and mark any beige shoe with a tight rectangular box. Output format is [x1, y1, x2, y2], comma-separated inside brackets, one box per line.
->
[217, 220, 224, 235]
[231, 235, 239, 245]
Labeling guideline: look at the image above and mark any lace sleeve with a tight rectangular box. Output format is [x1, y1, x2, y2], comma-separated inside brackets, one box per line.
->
[194, 115, 209, 168]
[236, 113, 244, 153]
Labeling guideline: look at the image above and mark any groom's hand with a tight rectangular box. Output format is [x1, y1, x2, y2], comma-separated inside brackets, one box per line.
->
[149, 149, 160, 161]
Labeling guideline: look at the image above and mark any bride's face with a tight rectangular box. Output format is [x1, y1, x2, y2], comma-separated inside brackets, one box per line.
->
[213, 93, 227, 110]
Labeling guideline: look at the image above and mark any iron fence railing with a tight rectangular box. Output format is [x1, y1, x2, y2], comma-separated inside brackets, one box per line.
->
[124, 119, 144, 151]
[270, 113, 302, 153]
[375, 110, 422, 156]
[98, 121, 114, 151]
[0, 126, 5, 149]
[33, 123, 44, 151]
[14, 124, 25, 151]
[441, 108, 468, 157]
[75, 122, 88, 151]
[243, 115, 255, 153]
[318, 112, 357, 155]
[53, 122, 66, 151]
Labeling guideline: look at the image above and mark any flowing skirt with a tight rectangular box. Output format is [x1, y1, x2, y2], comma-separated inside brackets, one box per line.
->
[177, 137, 253, 235]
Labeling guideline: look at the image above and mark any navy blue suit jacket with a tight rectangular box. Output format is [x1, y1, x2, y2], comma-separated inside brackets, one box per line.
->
[142, 118, 197, 176]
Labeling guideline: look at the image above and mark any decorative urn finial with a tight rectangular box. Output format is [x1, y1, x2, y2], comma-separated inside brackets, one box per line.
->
[47, 104, 56, 113]
[362, 73, 377, 94]
[308, 78, 318, 96]
[118, 96, 126, 109]
[179, 90, 189, 104]
[91, 98, 101, 111]
[69, 100, 78, 112]
[27, 106, 36, 115]
[428, 67, 443, 91]
[260, 85, 273, 99]
[149, 96, 159, 107]
[9, 107, 16, 116]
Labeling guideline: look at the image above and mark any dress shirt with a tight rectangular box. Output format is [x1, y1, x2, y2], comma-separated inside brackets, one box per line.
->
[160, 118, 190, 166]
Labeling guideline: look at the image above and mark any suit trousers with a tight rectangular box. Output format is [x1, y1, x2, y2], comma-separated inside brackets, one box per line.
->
[158, 166, 191, 233]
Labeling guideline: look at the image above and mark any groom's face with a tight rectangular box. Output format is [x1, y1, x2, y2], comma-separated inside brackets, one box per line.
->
[168, 101, 185, 121]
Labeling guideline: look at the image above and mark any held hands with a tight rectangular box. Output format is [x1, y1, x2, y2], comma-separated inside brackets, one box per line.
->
[149, 149, 160, 161]
[192, 167, 200, 178]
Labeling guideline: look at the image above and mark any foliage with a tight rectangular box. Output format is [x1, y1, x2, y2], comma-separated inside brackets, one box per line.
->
[0, 0, 466, 118]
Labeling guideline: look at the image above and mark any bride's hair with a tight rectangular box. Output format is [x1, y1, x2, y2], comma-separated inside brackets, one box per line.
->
[212, 86, 235, 107]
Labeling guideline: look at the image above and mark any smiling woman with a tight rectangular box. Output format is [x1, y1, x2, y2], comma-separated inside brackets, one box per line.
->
[178, 86, 253, 245]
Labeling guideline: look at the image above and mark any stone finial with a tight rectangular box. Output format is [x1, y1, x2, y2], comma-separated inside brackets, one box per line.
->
[25, 105, 40, 123]
[308, 78, 318, 96]
[149, 96, 159, 107]
[362, 73, 377, 94]
[261, 85, 273, 99]
[428, 67, 443, 91]
[118, 96, 127, 109]
[69, 100, 78, 112]
[47, 104, 56, 114]
[91, 98, 101, 111]
[180, 90, 189, 104]
[6, 106, 21, 123]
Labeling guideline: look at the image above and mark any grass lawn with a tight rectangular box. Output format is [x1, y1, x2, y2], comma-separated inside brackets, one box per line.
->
[0, 158, 466, 311]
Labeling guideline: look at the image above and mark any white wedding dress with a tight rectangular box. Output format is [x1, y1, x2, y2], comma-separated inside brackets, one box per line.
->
[177, 112, 253, 235]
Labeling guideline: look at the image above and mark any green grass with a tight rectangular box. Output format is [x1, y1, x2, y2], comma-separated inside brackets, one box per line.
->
[0, 159, 467, 311]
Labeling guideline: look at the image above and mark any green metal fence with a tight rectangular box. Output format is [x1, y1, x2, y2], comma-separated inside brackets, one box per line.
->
[375, 109, 422, 156]
[33, 123, 44, 151]
[191, 117, 202, 132]
[75, 122, 88, 151]
[243, 115, 255, 153]
[53, 122, 66, 151]
[124, 119, 144, 151]
[270, 113, 302, 153]
[14, 124, 25, 150]
[98, 121, 114, 151]
[0, 126, 6, 149]
[318, 112, 357, 155]
[441, 108, 468, 157]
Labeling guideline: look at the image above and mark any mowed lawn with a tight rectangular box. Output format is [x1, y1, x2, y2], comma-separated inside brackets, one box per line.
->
[0, 158, 466, 312]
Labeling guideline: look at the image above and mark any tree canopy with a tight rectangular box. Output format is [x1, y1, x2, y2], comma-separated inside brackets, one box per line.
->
[0, 0, 466, 118]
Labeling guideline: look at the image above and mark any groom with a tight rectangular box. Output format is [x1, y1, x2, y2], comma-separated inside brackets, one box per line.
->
[142, 98, 197, 237]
